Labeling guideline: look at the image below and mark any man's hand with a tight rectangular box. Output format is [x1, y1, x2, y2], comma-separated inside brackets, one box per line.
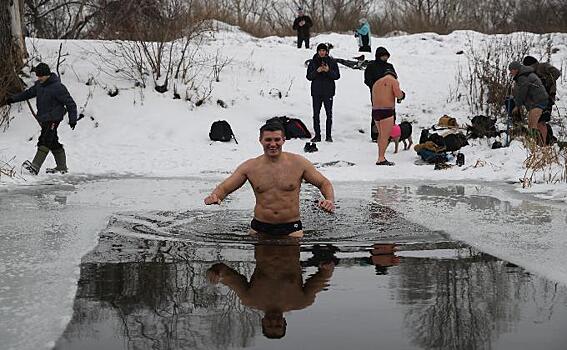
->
[322, 64, 329, 72]
[396, 91, 406, 103]
[204, 193, 221, 205]
[299, 20, 305, 26]
[318, 199, 335, 213]
[69, 122, 76, 130]
[206, 263, 226, 284]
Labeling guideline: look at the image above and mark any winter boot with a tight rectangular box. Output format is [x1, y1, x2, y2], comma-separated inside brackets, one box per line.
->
[23, 146, 49, 175]
[46, 148, 68, 174]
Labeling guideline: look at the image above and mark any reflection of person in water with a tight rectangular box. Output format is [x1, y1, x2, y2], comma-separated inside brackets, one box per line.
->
[369, 243, 400, 275]
[207, 242, 335, 339]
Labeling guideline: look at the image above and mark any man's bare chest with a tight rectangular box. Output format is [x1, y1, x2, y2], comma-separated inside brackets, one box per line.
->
[247, 166, 302, 193]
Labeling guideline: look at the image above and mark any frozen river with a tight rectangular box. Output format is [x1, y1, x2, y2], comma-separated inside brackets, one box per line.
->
[1, 177, 567, 349]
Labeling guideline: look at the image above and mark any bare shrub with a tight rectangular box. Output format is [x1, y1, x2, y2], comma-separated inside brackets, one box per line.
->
[451, 34, 541, 122]
[521, 137, 567, 188]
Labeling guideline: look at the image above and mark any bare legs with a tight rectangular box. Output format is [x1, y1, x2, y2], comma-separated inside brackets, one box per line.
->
[375, 116, 394, 163]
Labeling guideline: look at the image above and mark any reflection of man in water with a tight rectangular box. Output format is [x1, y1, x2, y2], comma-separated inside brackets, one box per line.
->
[207, 242, 335, 339]
[204, 122, 335, 238]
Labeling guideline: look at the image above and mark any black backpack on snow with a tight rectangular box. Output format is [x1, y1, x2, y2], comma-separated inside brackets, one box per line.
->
[467, 115, 499, 139]
[267, 116, 311, 139]
[209, 120, 238, 143]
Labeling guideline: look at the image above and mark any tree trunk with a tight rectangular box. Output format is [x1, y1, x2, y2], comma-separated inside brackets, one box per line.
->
[1, 0, 27, 102]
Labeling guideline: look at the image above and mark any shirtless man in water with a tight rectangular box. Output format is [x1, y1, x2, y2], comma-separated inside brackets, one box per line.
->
[204, 122, 335, 237]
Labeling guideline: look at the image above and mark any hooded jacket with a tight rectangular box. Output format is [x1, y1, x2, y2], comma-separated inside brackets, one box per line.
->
[512, 65, 549, 110]
[306, 53, 340, 97]
[11, 73, 77, 124]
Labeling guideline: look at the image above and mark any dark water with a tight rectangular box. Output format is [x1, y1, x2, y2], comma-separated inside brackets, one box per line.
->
[53, 191, 567, 350]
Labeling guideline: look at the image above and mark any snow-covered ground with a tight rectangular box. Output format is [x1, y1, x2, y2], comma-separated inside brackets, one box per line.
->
[1, 26, 567, 200]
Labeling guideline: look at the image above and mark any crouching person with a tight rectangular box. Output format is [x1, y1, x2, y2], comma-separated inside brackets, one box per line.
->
[6, 63, 77, 174]
[508, 61, 549, 145]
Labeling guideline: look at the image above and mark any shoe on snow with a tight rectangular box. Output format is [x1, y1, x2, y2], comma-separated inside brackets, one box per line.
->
[22, 160, 39, 175]
[46, 167, 68, 174]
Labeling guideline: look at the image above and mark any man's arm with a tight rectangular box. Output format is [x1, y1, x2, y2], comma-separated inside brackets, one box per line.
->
[306, 60, 319, 81]
[305, 16, 313, 28]
[10, 85, 37, 103]
[392, 79, 405, 101]
[292, 18, 300, 30]
[328, 59, 340, 81]
[300, 156, 335, 212]
[204, 161, 249, 204]
[303, 262, 334, 296]
[207, 263, 250, 298]
[54, 84, 78, 125]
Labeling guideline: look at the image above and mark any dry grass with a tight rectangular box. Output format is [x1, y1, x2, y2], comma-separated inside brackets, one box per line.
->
[521, 137, 567, 188]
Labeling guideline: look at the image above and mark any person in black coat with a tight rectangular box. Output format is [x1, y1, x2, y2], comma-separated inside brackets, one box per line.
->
[364, 46, 396, 94]
[6, 62, 77, 174]
[292, 7, 313, 49]
[306, 43, 340, 142]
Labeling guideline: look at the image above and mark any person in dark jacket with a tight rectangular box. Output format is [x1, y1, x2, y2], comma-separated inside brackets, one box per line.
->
[522, 56, 561, 132]
[6, 62, 77, 174]
[364, 46, 396, 93]
[306, 43, 340, 142]
[292, 7, 313, 49]
[509, 61, 549, 144]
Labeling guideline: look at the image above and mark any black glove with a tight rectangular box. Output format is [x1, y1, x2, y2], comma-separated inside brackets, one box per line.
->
[396, 91, 406, 103]
[69, 122, 76, 130]
[4, 96, 13, 105]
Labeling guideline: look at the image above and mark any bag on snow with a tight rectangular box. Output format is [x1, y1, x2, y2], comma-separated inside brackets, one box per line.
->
[467, 115, 499, 139]
[209, 120, 238, 143]
[267, 116, 312, 139]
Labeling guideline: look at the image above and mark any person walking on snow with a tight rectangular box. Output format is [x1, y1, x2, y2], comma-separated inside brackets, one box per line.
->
[371, 69, 405, 166]
[306, 43, 340, 143]
[292, 7, 313, 49]
[354, 18, 371, 52]
[5, 62, 77, 174]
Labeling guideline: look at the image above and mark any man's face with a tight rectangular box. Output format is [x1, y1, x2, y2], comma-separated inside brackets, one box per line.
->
[380, 55, 389, 62]
[260, 130, 285, 157]
[36, 74, 49, 83]
[298, 10, 304, 16]
[262, 313, 286, 338]
[509, 68, 518, 77]
[318, 49, 327, 58]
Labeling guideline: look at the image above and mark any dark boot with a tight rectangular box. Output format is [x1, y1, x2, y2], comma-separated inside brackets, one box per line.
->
[46, 148, 68, 174]
[24, 146, 50, 175]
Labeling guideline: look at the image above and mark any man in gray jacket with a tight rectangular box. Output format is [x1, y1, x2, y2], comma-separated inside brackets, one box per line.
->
[6, 63, 77, 174]
[509, 61, 549, 144]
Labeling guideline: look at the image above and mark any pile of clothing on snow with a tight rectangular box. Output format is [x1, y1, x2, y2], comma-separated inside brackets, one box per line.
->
[413, 115, 505, 168]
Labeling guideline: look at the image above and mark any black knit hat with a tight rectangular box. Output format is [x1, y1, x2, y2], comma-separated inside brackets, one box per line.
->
[522, 56, 538, 66]
[375, 46, 390, 59]
[34, 63, 51, 77]
[316, 43, 328, 52]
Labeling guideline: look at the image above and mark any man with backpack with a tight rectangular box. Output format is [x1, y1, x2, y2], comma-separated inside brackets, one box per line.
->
[292, 7, 313, 49]
[509, 61, 550, 145]
[204, 122, 335, 238]
[522, 56, 561, 144]
[306, 43, 340, 142]
[4, 62, 77, 174]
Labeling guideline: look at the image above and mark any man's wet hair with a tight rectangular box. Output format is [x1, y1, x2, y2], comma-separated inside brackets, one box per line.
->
[259, 122, 285, 138]
[262, 319, 287, 339]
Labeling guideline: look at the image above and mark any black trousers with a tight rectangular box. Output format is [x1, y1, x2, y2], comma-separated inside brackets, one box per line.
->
[312, 96, 333, 137]
[38, 121, 63, 150]
[297, 35, 310, 49]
